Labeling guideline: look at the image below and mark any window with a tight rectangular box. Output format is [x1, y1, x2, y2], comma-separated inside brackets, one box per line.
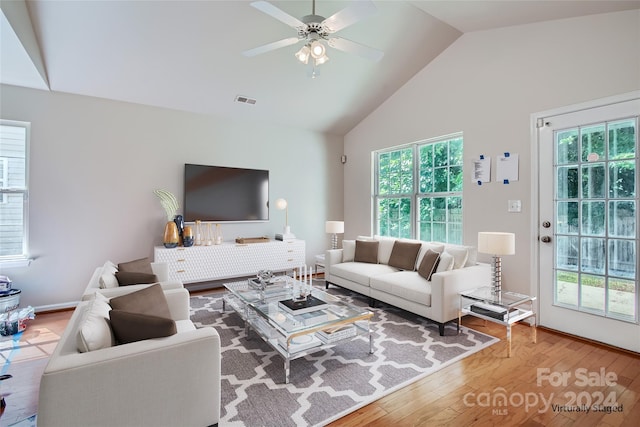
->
[0, 121, 29, 263]
[374, 134, 463, 243]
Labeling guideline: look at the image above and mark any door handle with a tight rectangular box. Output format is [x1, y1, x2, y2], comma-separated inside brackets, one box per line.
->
[540, 236, 552, 243]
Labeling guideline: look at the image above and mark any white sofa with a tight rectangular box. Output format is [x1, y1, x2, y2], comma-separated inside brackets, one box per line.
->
[37, 286, 221, 427]
[325, 236, 491, 335]
[82, 260, 183, 300]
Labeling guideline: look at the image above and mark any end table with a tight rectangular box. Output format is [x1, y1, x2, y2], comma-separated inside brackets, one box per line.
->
[459, 287, 536, 357]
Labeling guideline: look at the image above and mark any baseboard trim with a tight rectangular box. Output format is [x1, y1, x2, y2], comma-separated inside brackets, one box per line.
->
[34, 301, 78, 314]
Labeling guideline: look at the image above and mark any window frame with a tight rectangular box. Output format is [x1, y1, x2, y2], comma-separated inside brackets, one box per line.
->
[373, 133, 464, 243]
[0, 120, 31, 266]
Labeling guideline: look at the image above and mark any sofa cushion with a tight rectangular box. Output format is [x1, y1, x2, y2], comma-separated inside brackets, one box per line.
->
[354, 240, 379, 264]
[416, 242, 446, 267]
[77, 293, 115, 353]
[331, 262, 398, 286]
[436, 252, 455, 273]
[370, 271, 432, 306]
[417, 249, 440, 281]
[109, 310, 177, 344]
[98, 262, 119, 289]
[118, 257, 154, 275]
[375, 236, 396, 264]
[445, 246, 469, 269]
[388, 241, 422, 271]
[342, 240, 356, 262]
[115, 271, 158, 286]
[109, 284, 172, 318]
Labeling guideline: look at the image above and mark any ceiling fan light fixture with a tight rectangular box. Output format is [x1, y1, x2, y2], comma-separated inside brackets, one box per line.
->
[314, 54, 329, 66]
[295, 44, 311, 64]
[309, 40, 326, 58]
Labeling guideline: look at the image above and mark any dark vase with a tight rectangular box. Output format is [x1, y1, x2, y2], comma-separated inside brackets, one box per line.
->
[173, 215, 184, 245]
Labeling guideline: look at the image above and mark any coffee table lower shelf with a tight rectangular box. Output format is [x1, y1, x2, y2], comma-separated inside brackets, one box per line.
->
[222, 283, 374, 383]
[247, 313, 374, 384]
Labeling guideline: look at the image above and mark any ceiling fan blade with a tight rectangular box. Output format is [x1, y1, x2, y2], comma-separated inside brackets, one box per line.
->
[327, 37, 384, 62]
[242, 37, 302, 57]
[250, 1, 306, 31]
[321, 0, 377, 33]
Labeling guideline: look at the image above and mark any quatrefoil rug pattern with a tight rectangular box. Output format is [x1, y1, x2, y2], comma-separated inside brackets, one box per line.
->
[190, 286, 498, 427]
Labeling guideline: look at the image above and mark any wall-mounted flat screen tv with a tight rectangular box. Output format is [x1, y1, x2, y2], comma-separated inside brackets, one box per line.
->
[184, 164, 269, 222]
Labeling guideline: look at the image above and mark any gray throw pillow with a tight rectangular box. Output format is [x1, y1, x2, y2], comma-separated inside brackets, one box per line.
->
[109, 284, 172, 319]
[109, 310, 176, 344]
[115, 271, 158, 286]
[387, 241, 422, 270]
[118, 257, 154, 275]
[354, 240, 379, 264]
[417, 249, 441, 281]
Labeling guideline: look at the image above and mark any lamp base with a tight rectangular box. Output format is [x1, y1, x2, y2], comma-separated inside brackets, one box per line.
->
[275, 232, 296, 241]
[491, 255, 502, 295]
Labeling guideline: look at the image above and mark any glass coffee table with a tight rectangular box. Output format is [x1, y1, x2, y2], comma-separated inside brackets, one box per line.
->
[223, 278, 373, 383]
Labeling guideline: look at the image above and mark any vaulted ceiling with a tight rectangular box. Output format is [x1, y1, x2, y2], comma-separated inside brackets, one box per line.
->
[2, 0, 639, 135]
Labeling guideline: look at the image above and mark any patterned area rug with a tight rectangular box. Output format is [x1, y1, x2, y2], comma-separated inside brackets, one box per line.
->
[190, 286, 499, 427]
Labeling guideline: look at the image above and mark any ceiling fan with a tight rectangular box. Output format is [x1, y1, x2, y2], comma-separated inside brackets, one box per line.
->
[242, 0, 384, 71]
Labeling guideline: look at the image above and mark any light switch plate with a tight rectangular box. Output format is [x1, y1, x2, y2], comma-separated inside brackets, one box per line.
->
[508, 200, 521, 212]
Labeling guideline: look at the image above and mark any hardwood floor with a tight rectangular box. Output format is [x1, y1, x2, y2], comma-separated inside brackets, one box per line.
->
[2, 304, 638, 426]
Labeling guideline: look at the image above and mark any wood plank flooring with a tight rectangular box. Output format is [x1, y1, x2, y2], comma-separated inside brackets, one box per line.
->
[1, 300, 638, 426]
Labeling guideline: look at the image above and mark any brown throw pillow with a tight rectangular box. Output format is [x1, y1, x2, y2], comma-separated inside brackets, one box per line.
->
[115, 271, 158, 286]
[118, 257, 153, 275]
[417, 249, 441, 281]
[354, 240, 379, 264]
[388, 241, 422, 270]
[109, 310, 176, 344]
[109, 284, 172, 319]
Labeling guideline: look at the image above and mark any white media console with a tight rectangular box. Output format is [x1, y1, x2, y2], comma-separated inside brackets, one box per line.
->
[154, 239, 306, 284]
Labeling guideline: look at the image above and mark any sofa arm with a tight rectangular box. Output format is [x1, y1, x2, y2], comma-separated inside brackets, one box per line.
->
[38, 327, 221, 427]
[430, 263, 491, 324]
[325, 249, 344, 277]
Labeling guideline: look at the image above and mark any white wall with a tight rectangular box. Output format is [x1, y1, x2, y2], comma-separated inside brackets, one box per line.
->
[0, 86, 344, 309]
[344, 10, 640, 296]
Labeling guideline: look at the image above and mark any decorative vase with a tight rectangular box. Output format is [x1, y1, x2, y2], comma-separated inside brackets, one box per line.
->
[163, 221, 179, 248]
[173, 215, 184, 245]
[214, 223, 223, 245]
[194, 220, 202, 246]
[183, 225, 194, 247]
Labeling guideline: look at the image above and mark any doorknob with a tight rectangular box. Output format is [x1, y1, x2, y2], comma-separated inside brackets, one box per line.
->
[540, 236, 552, 243]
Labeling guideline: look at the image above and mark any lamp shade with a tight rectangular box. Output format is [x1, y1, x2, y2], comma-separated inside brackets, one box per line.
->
[325, 221, 344, 234]
[478, 232, 515, 256]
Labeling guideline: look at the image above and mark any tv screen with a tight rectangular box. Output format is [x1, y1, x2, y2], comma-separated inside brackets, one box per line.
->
[184, 164, 269, 222]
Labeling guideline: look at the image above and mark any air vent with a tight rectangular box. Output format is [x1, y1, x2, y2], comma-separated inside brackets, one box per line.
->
[235, 95, 256, 105]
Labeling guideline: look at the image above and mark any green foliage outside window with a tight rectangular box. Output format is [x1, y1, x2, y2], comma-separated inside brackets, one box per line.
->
[375, 135, 463, 244]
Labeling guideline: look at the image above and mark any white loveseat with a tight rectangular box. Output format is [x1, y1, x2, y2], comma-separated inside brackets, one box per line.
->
[37, 285, 221, 427]
[326, 236, 490, 335]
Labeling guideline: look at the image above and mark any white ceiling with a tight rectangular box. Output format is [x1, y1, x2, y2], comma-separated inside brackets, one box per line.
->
[2, 0, 639, 135]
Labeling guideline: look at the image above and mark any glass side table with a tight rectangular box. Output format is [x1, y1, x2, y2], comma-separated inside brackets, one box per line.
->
[459, 287, 537, 357]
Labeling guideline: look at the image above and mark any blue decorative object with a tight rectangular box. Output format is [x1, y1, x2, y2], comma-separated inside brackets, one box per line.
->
[173, 215, 184, 243]
[183, 236, 194, 247]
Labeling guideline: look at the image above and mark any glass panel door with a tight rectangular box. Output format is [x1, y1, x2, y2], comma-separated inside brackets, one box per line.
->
[537, 96, 640, 352]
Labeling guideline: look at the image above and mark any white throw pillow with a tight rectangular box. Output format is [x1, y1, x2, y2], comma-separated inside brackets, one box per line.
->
[99, 263, 119, 289]
[375, 236, 396, 265]
[342, 240, 356, 262]
[435, 252, 455, 273]
[446, 247, 469, 270]
[77, 293, 115, 352]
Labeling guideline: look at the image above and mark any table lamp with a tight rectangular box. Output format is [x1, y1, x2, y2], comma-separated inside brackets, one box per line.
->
[478, 232, 515, 295]
[325, 221, 344, 250]
[275, 198, 295, 240]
